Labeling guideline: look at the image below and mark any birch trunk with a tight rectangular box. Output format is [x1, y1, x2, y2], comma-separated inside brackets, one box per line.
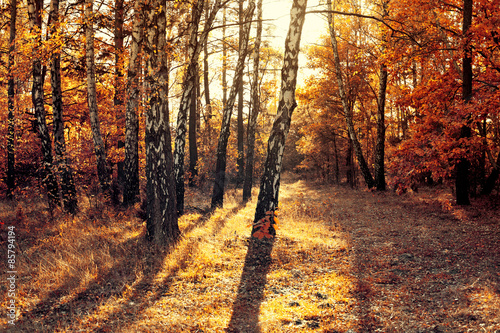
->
[27, 0, 60, 209]
[188, 66, 199, 187]
[243, 0, 263, 202]
[50, 0, 78, 213]
[123, 0, 144, 206]
[211, 0, 256, 209]
[7, 0, 17, 198]
[85, 0, 110, 192]
[144, 0, 180, 245]
[174, 0, 222, 215]
[327, 0, 375, 189]
[253, 0, 307, 230]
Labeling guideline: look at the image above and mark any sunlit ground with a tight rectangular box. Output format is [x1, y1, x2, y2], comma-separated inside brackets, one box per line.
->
[1, 174, 499, 332]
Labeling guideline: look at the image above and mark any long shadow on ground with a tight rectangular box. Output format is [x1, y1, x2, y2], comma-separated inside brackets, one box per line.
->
[8, 204, 245, 332]
[226, 237, 275, 333]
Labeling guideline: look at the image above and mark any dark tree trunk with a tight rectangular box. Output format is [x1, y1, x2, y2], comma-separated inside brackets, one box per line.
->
[144, 0, 180, 245]
[123, 0, 143, 206]
[85, 0, 110, 193]
[253, 0, 307, 233]
[236, 0, 245, 187]
[49, 0, 78, 214]
[203, 41, 212, 121]
[456, 0, 473, 205]
[374, 63, 387, 191]
[333, 130, 340, 184]
[243, 0, 263, 202]
[211, 0, 256, 209]
[374, 1, 388, 191]
[113, 0, 125, 204]
[481, 152, 500, 195]
[6, 0, 17, 199]
[327, 0, 375, 189]
[27, 0, 60, 209]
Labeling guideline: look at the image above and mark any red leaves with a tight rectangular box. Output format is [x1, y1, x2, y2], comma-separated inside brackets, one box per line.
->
[251, 210, 279, 239]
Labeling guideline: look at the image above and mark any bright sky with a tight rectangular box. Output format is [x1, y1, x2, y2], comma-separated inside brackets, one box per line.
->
[262, 0, 328, 83]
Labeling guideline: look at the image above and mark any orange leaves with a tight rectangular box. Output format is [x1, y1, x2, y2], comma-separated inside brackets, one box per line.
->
[251, 210, 279, 239]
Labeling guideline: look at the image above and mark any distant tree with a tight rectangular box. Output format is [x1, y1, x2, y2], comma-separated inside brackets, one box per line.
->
[211, 0, 255, 209]
[252, 0, 307, 236]
[243, 0, 263, 202]
[85, 0, 110, 192]
[327, 0, 374, 189]
[144, 0, 180, 245]
[174, 0, 223, 215]
[236, 0, 245, 187]
[49, 0, 78, 213]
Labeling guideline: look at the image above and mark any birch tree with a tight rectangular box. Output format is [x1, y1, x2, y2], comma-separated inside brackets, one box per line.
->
[211, 0, 255, 209]
[174, 0, 222, 215]
[85, 0, 110, 192]
[252, 0, 307, 234]
[49, 0, 78, 213]
[144, 0, 180, 244]
[27, 0, 60, 209]
[242, 0, 263, 202]
[123, 0, 144, 206]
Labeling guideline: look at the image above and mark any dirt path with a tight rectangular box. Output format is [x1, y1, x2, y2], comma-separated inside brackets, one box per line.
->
[264, 176, 500, 332]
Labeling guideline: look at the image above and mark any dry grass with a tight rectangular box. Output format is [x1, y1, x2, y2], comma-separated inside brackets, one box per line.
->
[1, 175, 499, 332]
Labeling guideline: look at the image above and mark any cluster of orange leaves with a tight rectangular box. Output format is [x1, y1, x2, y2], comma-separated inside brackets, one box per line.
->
[250, 210, 280, 239]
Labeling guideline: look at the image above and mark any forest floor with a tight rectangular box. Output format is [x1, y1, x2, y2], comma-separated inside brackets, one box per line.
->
[1, 174, 499, 332]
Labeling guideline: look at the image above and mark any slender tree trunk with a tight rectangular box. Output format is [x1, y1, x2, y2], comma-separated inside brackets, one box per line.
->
[144, 0, 180, 245]
[373, 1, 388, 191]
[243, 0, 262, 202]
[188, 65, 199, 187]
[222, 6, 228, 109]
[123, 0, 143, 206]
[374, 64, 387, 191]
[49, 0, 78, 214]
[113, 0, 125, 203]
[203, 41, 212, 120]
[327, 0, 374, 189]
[174, 0, 222, 215]
[6, 0, 17, 199]
[253, 0, 307, 233]
[27, 0, 60, 209]
[85, 0, 110, 192]
[456, 0, 473, 205]
[236, 0, 245, 187]
[211, 0, 256, 209]
[333, 130, 340, 184]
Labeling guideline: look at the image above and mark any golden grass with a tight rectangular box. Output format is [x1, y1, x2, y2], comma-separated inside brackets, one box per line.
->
[1, 176, 499, 332]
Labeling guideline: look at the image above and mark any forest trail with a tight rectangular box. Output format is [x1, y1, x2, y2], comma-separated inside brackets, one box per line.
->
[1, 175, 499, 332]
